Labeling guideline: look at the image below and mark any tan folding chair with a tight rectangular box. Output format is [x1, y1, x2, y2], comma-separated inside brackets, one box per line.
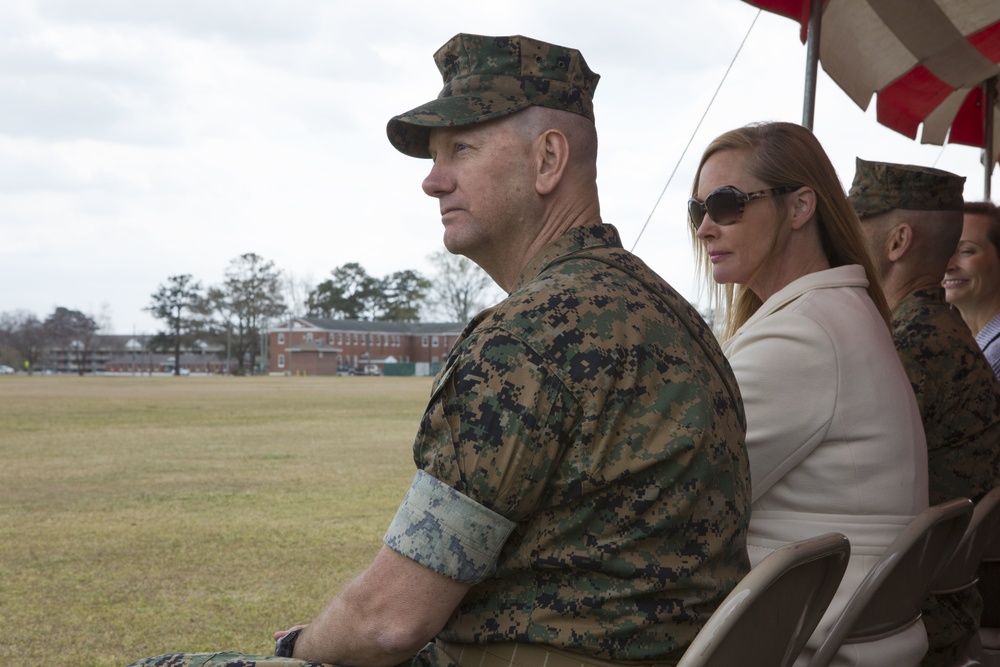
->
[980, 529, 1000, 667]
[676, 532, 850, 667]
[805, 497, 974, 667]
[928, 487, 1000, 666]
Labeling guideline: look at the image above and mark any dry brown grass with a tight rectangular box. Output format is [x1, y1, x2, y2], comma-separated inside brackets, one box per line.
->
[0, 375, 433, 667]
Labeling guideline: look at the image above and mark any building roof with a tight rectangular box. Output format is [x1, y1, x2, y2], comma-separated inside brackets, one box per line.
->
[274, 317, 466, 335]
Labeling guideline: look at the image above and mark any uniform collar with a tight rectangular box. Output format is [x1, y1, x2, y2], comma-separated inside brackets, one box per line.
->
[893, 284, 946, 314]
[508, 223, 623, 293]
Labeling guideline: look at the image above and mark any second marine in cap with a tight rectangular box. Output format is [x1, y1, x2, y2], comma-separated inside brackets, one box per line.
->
[851, 157, 1000, 667]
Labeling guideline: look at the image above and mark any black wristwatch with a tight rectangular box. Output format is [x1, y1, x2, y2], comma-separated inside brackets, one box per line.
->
[275, 628, 303, 658]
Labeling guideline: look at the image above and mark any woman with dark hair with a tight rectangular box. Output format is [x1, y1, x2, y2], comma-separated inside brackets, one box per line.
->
[944, 201, 1000, 378]
[690, 122, 928, 666]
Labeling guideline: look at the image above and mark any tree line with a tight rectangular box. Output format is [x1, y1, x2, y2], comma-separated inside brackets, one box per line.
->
[0, 250, 499, 375]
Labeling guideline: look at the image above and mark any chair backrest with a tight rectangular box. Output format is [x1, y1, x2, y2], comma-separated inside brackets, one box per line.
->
[677, 532, 850, 667]
[985, 529, 1000, 564]
[983, 491, 1000, 566]
[932, 487, 1000, 594]
[805, 497, 974, 667]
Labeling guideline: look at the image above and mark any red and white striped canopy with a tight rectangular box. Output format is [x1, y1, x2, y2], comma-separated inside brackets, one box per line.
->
[744, 0, 1000, 165]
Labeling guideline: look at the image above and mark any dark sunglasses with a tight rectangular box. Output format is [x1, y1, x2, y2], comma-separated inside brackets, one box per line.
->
[688, 184, 802, 230]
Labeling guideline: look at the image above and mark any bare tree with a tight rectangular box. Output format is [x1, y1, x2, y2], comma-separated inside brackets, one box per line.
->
[44, 307, 99, 375]
[426, 249, 501, 322]
[0, 310, 46, 373]
[283, 271, 314, 321]
[209, 253, 286, 375]
[147, 274, 209, 375]
[94, 302, 114, 334]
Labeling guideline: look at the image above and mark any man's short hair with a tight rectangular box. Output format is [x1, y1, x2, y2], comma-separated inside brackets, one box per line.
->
[386, 34, 600, 159]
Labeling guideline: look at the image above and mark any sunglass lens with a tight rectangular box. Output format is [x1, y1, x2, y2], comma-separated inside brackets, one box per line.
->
[688, 199, 706, 229]
[705, 188, 742, 224]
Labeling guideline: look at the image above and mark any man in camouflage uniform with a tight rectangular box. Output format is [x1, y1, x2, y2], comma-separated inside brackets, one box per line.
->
[127, 34, 750, 667]
[850, 158, 1000, 667]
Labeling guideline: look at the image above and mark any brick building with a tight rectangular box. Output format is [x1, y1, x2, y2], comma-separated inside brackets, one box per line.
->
[41, 334, 228, 375]
[268, 317, 466, 376]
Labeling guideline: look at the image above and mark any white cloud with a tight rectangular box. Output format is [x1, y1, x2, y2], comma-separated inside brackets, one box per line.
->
[0, 0, 996, 333]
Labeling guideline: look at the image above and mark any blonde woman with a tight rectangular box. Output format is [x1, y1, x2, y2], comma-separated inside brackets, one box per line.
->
[690, 122, 928, 667]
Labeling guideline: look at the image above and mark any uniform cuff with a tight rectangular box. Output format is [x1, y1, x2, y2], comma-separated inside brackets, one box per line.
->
[384, 470, 516, 583]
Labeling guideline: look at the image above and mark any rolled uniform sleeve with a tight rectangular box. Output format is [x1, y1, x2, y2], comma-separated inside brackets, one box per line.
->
[384, 469, 516, 584]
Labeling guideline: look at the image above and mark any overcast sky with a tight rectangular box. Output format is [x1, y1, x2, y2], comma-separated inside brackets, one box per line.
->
[3, 0, 998, 334]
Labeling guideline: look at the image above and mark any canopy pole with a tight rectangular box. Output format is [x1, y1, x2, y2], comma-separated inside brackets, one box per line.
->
[986, 76, 996, 200]
[802, 0, 823, 129]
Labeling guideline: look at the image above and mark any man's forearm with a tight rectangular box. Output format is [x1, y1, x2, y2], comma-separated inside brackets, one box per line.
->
[288, 545, 470, 666]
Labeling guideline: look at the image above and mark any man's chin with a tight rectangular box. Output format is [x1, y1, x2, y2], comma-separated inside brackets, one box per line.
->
[441, 232, 473, 258]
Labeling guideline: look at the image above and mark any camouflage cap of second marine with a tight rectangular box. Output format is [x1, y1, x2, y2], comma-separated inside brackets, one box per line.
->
[386, 33, 600, 159]
[848, 157, 966, 218]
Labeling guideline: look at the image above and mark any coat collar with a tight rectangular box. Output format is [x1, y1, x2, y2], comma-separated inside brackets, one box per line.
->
[738, 264, 869, 332]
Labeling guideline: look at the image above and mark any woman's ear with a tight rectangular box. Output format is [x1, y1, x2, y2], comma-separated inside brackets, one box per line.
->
[535, 129, 570, 196]
[788, 187, 817, 230]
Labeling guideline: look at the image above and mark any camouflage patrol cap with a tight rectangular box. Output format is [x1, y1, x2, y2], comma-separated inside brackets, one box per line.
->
[848, 157, 966, 218]
[386, 33, 600, 158]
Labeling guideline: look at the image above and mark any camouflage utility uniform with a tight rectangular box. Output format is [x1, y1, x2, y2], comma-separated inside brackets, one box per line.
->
[892, 286, 1000, 667]
[395, 223, 750, 666]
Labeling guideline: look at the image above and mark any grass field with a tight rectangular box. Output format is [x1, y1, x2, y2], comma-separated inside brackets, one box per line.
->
[0, 375, 433, 667]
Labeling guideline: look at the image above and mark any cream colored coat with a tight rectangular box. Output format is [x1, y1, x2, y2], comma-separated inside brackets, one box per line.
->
[723, 265, 929, 667]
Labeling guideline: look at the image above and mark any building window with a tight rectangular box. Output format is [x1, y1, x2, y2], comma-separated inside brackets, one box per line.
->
[277, 333, 285, 345]
[278, 354, 285, 368]
[351, 333, 356, 345]
[306, 333, 313, 342]
[432, 336, 439, 347]
[422, 336, 429, 347]
[329, 334, 335, 344]
[337, 333, 342, 345]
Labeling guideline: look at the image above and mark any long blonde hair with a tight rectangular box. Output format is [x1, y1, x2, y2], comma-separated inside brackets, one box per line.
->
[691, 122, 891, 339]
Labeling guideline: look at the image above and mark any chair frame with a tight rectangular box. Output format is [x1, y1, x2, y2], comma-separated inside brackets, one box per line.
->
[677, 532, 850, 667]
[805, 497, 974, 667]
[933, 486, 1000, 667]
[933, 486, 1000, 595]
[928, 487, 1000, 667]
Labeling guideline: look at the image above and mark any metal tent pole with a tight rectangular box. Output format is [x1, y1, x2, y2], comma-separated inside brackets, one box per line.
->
[802, 0, 823, 130]
[986, 76, 996, 200]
